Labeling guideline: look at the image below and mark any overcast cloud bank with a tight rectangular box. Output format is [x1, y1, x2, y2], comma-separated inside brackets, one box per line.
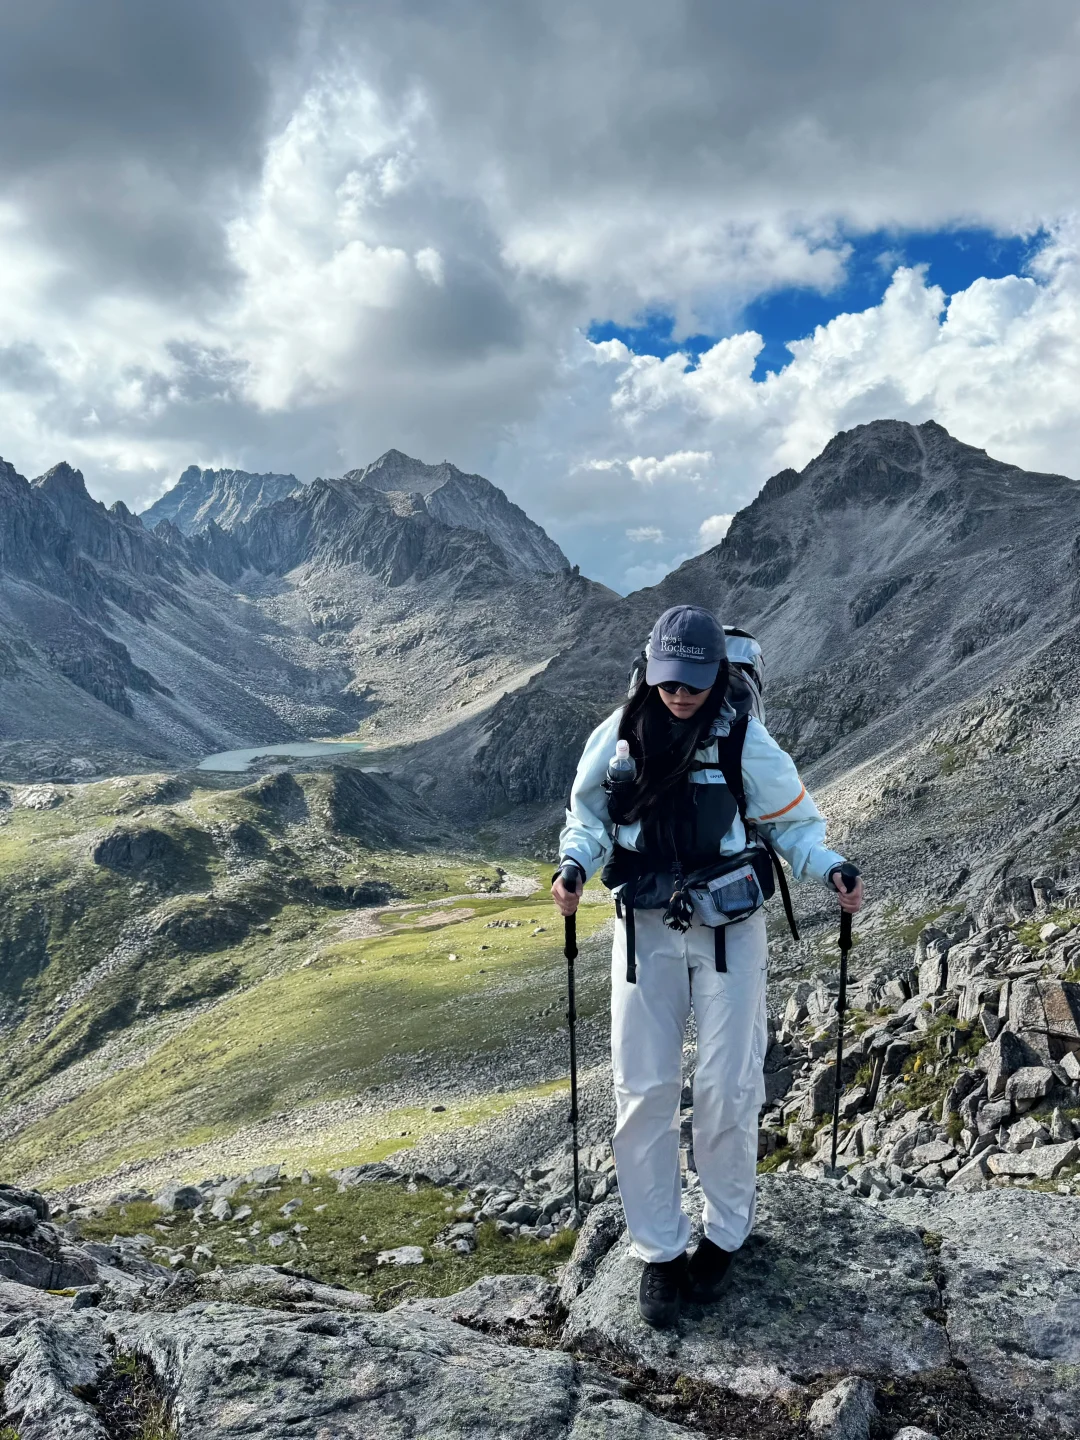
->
[0, 0, 1078, 589]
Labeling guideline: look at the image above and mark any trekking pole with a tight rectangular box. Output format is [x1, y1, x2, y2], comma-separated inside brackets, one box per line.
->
[829, 863, 861, 1172]
[559, 862, 582, 1213]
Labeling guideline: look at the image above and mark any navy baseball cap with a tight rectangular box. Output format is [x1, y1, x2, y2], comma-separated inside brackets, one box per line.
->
[645, 605, 726, 689]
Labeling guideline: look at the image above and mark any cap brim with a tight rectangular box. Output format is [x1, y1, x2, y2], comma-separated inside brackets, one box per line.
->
[645, 656, 720, 689]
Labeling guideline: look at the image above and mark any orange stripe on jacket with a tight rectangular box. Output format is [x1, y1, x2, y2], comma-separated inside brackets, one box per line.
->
[750, 785, 806, 822]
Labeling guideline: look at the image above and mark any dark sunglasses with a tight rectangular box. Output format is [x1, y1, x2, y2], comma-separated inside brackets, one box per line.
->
[657, 680, 706, 696]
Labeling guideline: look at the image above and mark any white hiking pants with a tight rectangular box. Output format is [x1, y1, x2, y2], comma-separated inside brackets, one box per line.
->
[611, 906, 768, 1263]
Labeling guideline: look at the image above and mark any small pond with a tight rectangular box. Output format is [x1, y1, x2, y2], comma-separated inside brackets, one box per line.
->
[197, 741, 366, 773]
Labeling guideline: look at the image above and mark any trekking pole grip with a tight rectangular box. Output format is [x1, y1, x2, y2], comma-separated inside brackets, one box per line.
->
[560, 863, 580, 960]
[836, 862, 859, 950]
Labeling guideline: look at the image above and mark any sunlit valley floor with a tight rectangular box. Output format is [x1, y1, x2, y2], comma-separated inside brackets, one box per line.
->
[0, 761, 618, 1198]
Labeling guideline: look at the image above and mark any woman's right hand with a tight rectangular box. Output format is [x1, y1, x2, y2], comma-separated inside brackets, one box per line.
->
[552, 874, 580, 917]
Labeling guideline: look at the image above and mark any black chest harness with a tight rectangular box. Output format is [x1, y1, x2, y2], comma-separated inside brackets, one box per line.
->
[600, 714, 799, 982]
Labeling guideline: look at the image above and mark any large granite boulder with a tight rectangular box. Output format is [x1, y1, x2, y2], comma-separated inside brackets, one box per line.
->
[885, 1187, 1080, 1435]
[4, 1304, 703, 1440]
[91, 825, 184, 874]
[0, 1238, 98, 1291]
[1008, 979, 1080, 1062]
[563, 1175, 949, 1396]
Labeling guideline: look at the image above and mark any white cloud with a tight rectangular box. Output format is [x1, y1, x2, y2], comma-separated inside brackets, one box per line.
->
[415, 247, 445, 286]
[502, 225, 1080, 588]
[699, 514, 734, 547]
[2, 1, 1080, 583]
[623, 558, 678, 591]
[626, 526, 665, 543]
[625, 451, 713, 486]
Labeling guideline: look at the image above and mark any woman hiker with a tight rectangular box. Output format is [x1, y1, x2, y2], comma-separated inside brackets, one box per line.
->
[552, 604, 863, 1328]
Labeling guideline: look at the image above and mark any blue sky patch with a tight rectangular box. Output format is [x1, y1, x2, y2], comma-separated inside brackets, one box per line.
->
[588, 226, 1047, 382]
[587, 312, 715, 365]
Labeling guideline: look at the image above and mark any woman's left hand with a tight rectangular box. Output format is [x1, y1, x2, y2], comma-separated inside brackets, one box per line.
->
[832, 873, 864, 913]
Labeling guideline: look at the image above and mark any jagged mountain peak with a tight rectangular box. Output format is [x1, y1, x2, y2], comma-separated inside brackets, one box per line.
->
[141, 465, 302, 535]
[31, 464, 174, 538]
[31, 462, 135, 539]
[152, 518, 185, 544]
[235, 470, 516, 591]
[351, 448, 455, 497]
[815, 416, 942, 465]
[344, 449, 569, 577]
[32, 460, 89, 501]
[31, 461, 121, 541]
[719, 418, 1075, 552]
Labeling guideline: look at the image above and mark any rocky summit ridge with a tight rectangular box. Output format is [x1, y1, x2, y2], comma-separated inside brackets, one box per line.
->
[140, 464, 302, 534]
[0, 449, 609, 776]
[347, 448, 571, 577]
[2, 1141, 1078, 1436]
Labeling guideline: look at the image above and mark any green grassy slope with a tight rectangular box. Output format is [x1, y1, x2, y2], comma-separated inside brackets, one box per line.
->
[6, 889, 611, 1187]
[0, 766, 612, 1192]
[79, 1173, 578, 1306]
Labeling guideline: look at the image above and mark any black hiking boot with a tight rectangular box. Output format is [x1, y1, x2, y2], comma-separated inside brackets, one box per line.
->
[638, 1253, 687, 1328]
[683, 1236, 734, 1305]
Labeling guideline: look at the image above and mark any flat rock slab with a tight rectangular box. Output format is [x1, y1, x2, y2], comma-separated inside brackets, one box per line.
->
[564, 1174, 949, 1396]
[884, 1189, 1080, 1435]
[0, 1278, 70, 1333]
[0, 1316, 112, 1440]
[195, 1262, 374, 1312]
[105, 1302, 704, 1440]
[400, 1272, 559, 1333]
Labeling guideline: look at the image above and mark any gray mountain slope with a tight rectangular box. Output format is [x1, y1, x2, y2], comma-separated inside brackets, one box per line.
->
[470, 418, 1078, 810]
[0, 459, 367, 772]
[141, 465, 302, 534]
[227, 472, 615, 745]
[453, 419, 1080, 932]
[349, 449, 570, 577]
[0, 456, 614, 773]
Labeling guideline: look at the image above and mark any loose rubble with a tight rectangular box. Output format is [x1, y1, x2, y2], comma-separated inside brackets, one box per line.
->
[808, 1377, 877, 1439]
[742, 890, 1080, 1208]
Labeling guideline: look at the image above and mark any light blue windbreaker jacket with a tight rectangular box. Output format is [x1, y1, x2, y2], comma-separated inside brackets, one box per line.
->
[558, 705, 845, 887]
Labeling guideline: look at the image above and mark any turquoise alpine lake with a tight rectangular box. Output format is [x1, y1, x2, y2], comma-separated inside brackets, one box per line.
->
[198, 741, 366, 772]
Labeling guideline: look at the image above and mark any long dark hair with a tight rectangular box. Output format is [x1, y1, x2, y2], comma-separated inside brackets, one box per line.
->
[615, 662, 729, 826]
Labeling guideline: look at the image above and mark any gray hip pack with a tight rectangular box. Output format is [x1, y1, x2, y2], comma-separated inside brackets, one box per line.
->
[610, 845, 797, 983]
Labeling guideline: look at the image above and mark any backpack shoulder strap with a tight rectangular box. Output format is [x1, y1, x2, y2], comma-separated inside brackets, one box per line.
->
[712, 713, 750, 820]
[714, 712, 801, 943]
[765, 840, 800, 942]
